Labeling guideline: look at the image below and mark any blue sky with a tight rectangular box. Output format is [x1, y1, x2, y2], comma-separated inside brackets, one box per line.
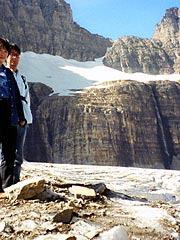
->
[65, 0, 180, 40]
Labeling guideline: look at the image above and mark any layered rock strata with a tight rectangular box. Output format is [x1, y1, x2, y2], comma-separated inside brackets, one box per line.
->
[25, 80, 180, 170]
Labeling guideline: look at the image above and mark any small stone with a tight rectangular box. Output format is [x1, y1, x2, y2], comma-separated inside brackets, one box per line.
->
[69, 186, 96, 199]
[90, 183, 106, 195]
[4, 177, 45, 200]
[0, 221, 14, 233]
[53, 208, 73, 223]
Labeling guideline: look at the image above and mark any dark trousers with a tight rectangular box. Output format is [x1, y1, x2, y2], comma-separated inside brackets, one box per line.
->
[14, 125, 28, 184]
[0, 99, 17, 191]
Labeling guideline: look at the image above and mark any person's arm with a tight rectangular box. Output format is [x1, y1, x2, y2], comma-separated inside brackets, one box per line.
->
[24, 78, 31, 107]
[15, 82, 27, 126]
[6, 68, 27, 126]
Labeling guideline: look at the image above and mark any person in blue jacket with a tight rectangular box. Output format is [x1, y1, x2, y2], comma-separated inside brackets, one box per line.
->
[0, 38, 26, 198]
[7, 43, 33, 184]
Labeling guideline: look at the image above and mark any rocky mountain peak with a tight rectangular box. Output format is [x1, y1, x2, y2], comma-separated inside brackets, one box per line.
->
[153, 7, 180, 40]
[103, 7, 180, 74]
[0, 0, 112, 61]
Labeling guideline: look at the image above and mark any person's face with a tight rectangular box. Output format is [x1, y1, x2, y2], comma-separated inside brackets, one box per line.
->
[7, 49, 20, 71]
[0, 46, 8, 66]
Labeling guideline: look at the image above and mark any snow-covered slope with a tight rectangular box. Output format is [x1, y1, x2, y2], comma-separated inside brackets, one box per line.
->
[19, 51, 180, 96]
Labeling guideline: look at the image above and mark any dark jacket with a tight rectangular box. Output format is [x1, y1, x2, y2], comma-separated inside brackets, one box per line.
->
[2, 65, 26, 126]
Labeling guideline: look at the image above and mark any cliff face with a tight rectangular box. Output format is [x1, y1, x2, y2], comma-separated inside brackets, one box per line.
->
[0, 0, 111, 61]
[2, 2, 180, 170]
[25, 80, 180, 170]
[1, 1, 180, 74]
[103, 7, 180, 74]
[103, 36, 173, 74]
[153, 7, 180, 73]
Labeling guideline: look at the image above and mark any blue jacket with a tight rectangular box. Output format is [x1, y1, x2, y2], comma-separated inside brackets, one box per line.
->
[2, 65, 26, 126]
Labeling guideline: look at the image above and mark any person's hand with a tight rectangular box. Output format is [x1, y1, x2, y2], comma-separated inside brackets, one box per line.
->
[19, 120, 26, 127]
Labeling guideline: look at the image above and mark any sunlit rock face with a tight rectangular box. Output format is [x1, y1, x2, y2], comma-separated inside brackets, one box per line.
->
[25, 80, 180, 170]
[0, 0, 111, 61]
[103, 36, 173, 74]
[153, 7, 180, 74]
[103, 7, 180, 74]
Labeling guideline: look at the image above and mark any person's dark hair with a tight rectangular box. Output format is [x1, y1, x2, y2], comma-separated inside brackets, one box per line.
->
[10, 43, 21, 55]
[0, 38, 10, 55]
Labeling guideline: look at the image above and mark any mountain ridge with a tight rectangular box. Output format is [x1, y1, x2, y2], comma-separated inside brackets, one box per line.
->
[103, 7, 180, 74]
[0, 0, 111, 61]
[1, 2, 180, 169]
[1, 1, 180, 74]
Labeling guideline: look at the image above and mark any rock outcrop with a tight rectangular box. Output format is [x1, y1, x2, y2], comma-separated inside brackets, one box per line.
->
[103, 36, 173, 74]
[103, 7, 180, 74]
[0, 0, 111, 61]
[153, 7, 180, 73]
[24, 80, 180, 170]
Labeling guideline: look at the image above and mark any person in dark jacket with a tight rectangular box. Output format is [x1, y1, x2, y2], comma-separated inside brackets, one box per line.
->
[7, 43, 33, 184]
[0, 38, 26, 198]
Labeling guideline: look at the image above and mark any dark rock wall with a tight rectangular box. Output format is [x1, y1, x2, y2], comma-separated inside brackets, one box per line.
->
[25, 80, 180, 169]
[151, 81, 180, 159]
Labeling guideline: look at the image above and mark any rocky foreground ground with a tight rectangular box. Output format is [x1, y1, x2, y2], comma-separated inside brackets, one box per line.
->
[0, 162, 179, 240]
